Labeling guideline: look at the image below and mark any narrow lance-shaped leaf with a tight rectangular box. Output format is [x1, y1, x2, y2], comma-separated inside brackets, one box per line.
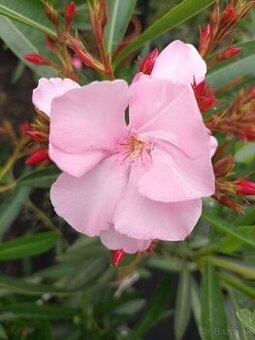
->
[174, 262, 191, 340]
[236, 309, 255, 335]
[0, 273, 75, 296]
[18, 167, 60, 188]
[207, 41, 255, 90]
[105, 0, 137, 54]
[0, 303, 77, 320]
[130, 276, 172, 339]
[0, 232, 59, 260]
[0, 0, 56, 36]
[200, 262, 229, 340]
[0, 185, 30, 238]
[113, 0, 215, 66]
[202, 212, 255, 248]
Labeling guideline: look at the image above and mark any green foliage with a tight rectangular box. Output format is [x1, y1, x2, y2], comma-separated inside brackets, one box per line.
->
[114, 0, 216, 66]
[0, 0, 254, 338]
[18, 167, 60, 188]
[105, 0, 137, 54]
[200, 262, 229, 340]
[237, 309, 255, 335]
[0, 232, 59, 260]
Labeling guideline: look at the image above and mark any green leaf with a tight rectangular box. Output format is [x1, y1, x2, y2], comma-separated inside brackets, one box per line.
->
[0, 232, 59, 260]
[0, 16, 54, 77]
[18, 167, 60, 188]
[0, 185, 30, 238]
[0, 324, 7, 339]
[105, 0, 137, 54]
[202, 213, 255, 248]
[113, 0, 215, 66]
[130, 276, 172, 339]
[237, 309, 255, 335]
[174, 262, 191, 340]
[191, 278, 202, 338]
[219, 273, 255, 298]
[207, 40, 255, 90]
[235, 143, 255, 164]
[0, 0, 56, 77]
[0, 273, 74, 296]
[0, 0, 56, 36]
[0, 303, 77, 320]
[200, 262, 229, 340]
[112, 299, 146, 316]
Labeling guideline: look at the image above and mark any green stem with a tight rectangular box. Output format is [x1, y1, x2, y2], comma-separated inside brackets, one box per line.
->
[219, 272, 255, 298]
[210, 256, 255, 279]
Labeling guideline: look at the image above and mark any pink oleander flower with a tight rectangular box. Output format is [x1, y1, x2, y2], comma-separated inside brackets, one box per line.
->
[32, 41, 215, 253]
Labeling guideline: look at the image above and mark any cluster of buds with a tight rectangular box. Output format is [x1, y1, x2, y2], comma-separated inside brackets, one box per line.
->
[65, 0, 114, 79]
[212, 148, 255, 212]
[199, 0, 255, 60]
[212, 155, 243, 212]
[192, 80, 216, 113]
[24, 2, 78, 81]
[25, 110, 50, 165]
[207, 87, 255, 141]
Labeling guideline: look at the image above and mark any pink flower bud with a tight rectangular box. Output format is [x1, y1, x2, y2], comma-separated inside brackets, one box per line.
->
[139, 49, 159, 75]
[72, 56, 83, 70]
[25, 149, 49, 165]
[112, 249, 125, 267]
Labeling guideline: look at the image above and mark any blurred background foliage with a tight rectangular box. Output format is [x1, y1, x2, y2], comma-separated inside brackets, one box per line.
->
[0, 0, 255, 339]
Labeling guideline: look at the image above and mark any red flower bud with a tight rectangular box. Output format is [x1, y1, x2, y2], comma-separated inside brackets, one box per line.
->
[65, 2, 76, 29]
[26, 130, 47, 143]
[236, 180, 255, 195]
[25, 149, 49, 165]
[146, 244, 154, 253]
[193, 80, 216, 113]
[216, 46, 241, 61]
[24, 54, 50, 66]
[139, 49, 159, 75]
[112, 249, 125, 267]
[248, 86, 255, 96]
[19, 122, 30, 133]
[222, 2, 237, 24]
[46, 36, 57, 52]
[199, 24, 211, 52]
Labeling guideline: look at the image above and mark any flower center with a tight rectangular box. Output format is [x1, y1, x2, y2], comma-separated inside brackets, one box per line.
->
[118, 134, 153, 167]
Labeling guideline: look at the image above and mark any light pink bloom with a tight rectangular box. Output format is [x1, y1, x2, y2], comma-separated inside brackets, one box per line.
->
[134, 40, 218, 155]
[32, 42, 215, 254]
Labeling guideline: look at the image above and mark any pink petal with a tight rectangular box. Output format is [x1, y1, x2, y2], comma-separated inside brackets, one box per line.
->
[32, 78, 80, 116]
[50, 80, 129, 154]
[50, 155, 127, 237]
[151, 40, 206, 85]
[100, 227, 151, 253]
[113, 169, 202, 241]
[129, 78, 209, 158]
[49, 143, 106, 177]
[210, 135, 218, 157]
[138, 144, 215, 202]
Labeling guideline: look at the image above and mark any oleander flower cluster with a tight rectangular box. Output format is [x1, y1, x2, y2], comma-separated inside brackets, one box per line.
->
[32, 41, 216, 253]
